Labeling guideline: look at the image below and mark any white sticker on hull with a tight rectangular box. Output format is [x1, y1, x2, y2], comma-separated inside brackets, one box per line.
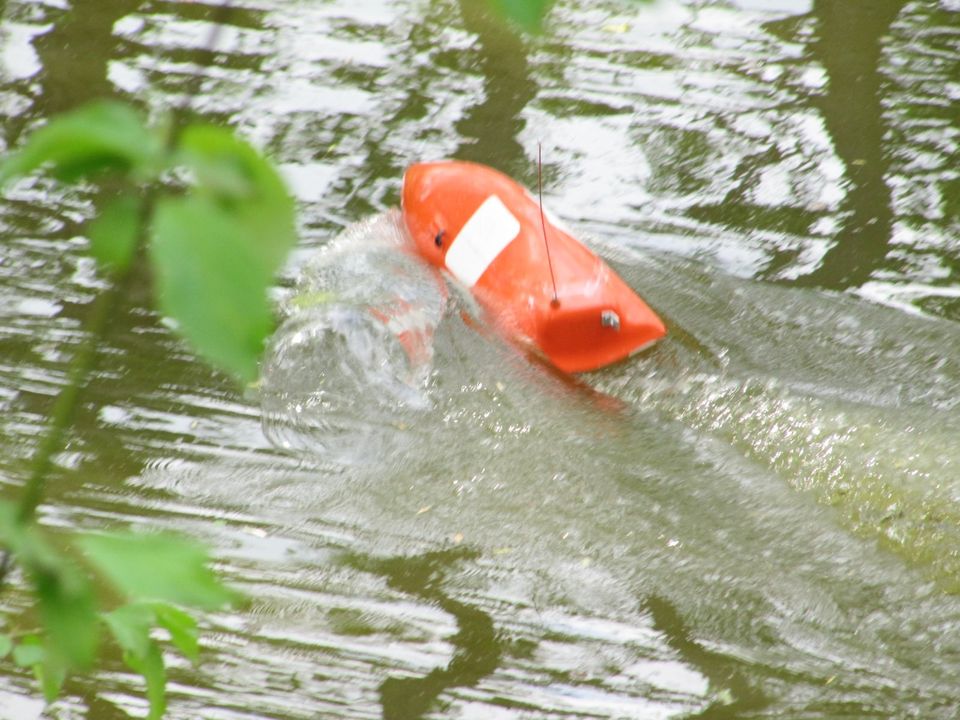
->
[444, 194, 520, 287]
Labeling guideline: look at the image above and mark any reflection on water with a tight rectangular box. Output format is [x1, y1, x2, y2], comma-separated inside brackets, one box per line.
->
[2, 0, 960, 718]
[345, 547, 502, 720]
[775, 0, 904, 289]
[453, 0, 538, 179]
[643, 595, 768, 718]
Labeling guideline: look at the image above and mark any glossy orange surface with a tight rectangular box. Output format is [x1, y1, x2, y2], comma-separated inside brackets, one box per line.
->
[401, 160, 666, 372]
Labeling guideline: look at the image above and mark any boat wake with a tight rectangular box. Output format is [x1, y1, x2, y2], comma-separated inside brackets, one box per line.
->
[260, 211, 446, 465]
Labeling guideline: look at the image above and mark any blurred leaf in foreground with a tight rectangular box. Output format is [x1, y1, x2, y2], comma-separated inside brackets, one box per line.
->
[177, 124, 296, 278]
[485, 0, 553, 31]
[12, 635, 64, 703]
[88, 194, 142, 273]
[103, 603, 156, 660]
[34, 564, 99, 670]
[103, 601, 200, 663]
[0, 500, 58, 568]
[0, 99, 284, 716]
[150, 124, 296, 382]
[0, 501, 99, 674]
[79, 531, 239, 610]
[125, 640, 166, 720]
[11, 637, 45, 669]
[150, 194, 276, 383]
[0, 100, 162, 186]
[104, 603, 169, 720]
[154, 602, 200, 662]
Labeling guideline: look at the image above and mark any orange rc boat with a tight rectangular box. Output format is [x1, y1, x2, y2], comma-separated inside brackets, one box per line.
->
[401, 160, 666, 373]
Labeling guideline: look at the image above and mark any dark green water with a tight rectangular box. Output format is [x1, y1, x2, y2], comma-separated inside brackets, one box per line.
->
[1, 0, 959, 717]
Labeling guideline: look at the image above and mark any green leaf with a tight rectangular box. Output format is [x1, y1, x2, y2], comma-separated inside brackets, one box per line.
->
[149, 194, 276, 382]
[0, 502, 60, 571]
[37, 654, 67, 704]
[150, 124, 297, 382]
[103, 603, 156, 660]
[0, 634, 12, 659]
[105, 602, 200, 665]
[0, 100, 162, 187]
[0, 500, 33, 558]
[176, 124, 296, 277]
[0, 501, 98, 670]
[79, 531, 238, 610]
[12, 636, 44, 668]
[153, 602, 199, 662]
[0, 502, 98, 669]
[0, 498, 14, 526]
[124, 640, 166, 720]
[34, 565, 99, 670]
[12, 635, 65, 702]
[106, 605, 177, 718]
[88, 194, 142, 273]
[0, 500, 24, 553]
[485, 0, 554, 32]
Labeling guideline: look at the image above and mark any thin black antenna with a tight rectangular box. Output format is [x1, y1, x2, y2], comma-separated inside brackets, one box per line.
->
[538, 143, 560, 308]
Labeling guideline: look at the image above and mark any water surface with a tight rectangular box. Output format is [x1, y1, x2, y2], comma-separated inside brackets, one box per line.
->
[1, 0, 959, 717]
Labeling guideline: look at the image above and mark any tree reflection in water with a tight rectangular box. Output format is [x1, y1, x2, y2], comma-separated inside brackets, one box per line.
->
[789, 0, 906, 290]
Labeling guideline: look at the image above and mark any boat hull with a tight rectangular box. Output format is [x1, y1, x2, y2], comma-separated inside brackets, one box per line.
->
[401, 160, 666, 373]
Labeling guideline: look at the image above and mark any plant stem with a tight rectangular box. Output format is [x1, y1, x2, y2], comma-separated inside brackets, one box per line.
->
[16, 279, 126, 524]
[0, 270, 129, 589]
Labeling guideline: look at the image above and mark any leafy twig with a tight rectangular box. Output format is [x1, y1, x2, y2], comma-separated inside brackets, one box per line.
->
[0, 1, 237, 591]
